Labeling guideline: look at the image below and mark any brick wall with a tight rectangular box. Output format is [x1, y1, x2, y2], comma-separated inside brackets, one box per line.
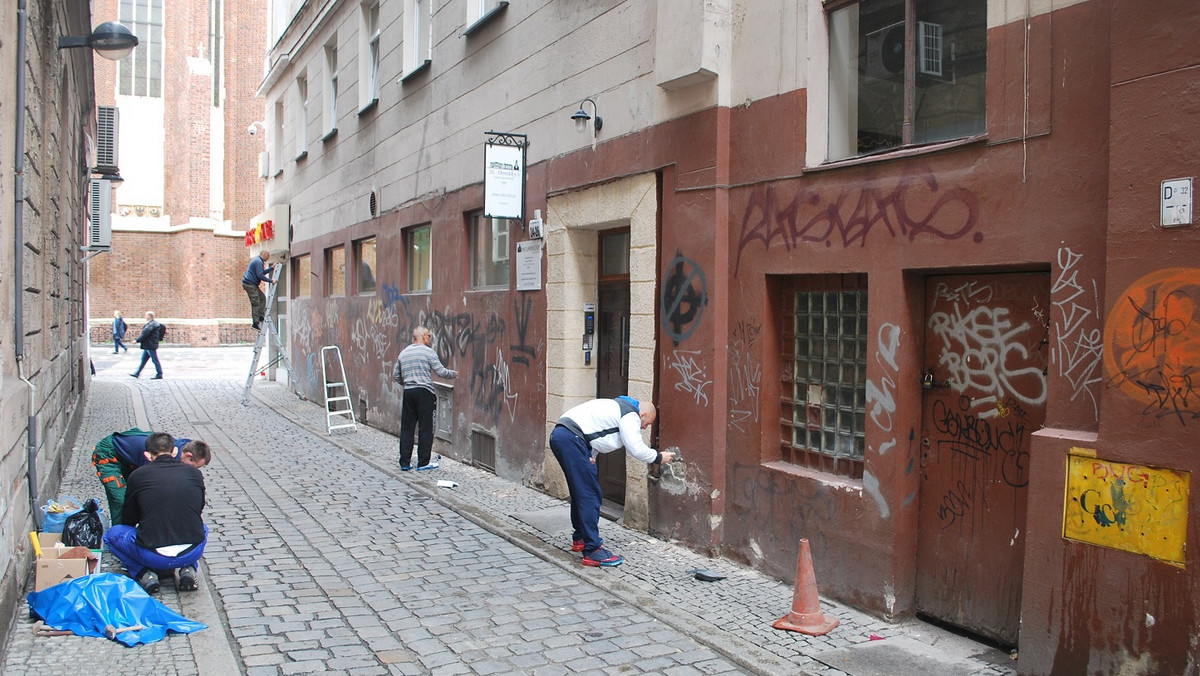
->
[88, 228, 261, 346]
[88, 0, 269, 347]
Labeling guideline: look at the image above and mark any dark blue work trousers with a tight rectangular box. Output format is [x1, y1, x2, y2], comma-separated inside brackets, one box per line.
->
[549, 425, 604, 553]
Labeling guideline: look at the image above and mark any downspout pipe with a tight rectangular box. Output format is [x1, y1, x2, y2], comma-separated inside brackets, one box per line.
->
[13, 0, 40, 530]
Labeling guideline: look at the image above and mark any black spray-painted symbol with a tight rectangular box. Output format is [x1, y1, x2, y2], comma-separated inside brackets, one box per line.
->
[661, 253, 707, 344]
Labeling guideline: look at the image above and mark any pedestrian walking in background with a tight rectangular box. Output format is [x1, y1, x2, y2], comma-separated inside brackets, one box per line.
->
[130, 311, 165, 379]
[104, 432, 208, 594]
[112, 310, 128, 353]
[393, 326, 456, 470]
[550, 396, 676, 567]
[241, 250, 275, 330]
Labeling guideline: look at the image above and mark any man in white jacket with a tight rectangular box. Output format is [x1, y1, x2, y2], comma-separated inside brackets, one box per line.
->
[550, 396, 676, 567]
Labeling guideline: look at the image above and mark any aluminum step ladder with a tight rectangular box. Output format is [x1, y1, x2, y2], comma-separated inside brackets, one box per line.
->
[241, 264, 298, 405]
[321, 345, 358, 434]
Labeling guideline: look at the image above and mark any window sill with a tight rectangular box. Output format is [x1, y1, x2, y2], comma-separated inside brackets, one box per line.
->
[357, 98, 378, 116]
[273, 168, 284, 178]
[762, 459, 863, 491]
[293, 149, 308, 162]
[462, 1, 508, 36]
[807, 134, 986, 174]
[468, 285, 510, 292]
[321, 127, 338, 143]
[398, 59, 431, 84]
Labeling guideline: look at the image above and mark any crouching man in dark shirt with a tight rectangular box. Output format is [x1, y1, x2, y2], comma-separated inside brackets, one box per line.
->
[103, 432, 208, 594]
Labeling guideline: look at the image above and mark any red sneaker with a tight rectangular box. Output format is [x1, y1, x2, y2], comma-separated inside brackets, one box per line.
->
[581, 547, 624, 567]
[571, 540, 585, 552]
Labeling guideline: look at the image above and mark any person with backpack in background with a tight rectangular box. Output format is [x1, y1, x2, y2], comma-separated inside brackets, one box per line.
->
[130, 311, 165, 379]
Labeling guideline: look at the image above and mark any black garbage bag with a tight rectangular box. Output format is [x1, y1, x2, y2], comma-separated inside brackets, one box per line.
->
[62, 499, 104, 549]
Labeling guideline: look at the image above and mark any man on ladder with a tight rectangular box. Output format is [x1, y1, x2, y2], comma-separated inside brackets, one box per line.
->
[242, 251, 298, 405]
[241, 250, 274, 330]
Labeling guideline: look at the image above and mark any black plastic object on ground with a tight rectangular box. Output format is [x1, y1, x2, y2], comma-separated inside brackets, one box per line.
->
[61, 498, 104, 548]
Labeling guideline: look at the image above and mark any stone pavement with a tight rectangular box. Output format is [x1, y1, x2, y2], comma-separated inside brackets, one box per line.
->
[1, 347, 1018, 675]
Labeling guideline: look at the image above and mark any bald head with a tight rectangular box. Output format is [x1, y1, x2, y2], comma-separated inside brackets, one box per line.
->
[638, 402, 657, 429]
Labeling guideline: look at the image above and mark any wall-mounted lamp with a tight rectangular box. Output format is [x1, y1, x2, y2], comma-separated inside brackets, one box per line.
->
[57, 22, 139, 61]
[570, 98, 603, 136]
[248, 121, 266, 136]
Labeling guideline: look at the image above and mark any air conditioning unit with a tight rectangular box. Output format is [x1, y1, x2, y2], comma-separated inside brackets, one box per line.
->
[87, 178, 113, 249]
[865, 22, 905, 81]
[917, 21, 943, 77]
[491, 218, 509, 263]
[259, 151, 270, 178]
[95, 106, 119, 174]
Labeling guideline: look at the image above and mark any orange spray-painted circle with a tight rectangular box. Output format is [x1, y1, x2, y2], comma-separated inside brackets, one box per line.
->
[1102, 268, 1200, 415]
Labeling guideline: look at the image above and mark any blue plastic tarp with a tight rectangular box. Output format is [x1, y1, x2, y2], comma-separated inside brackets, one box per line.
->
[27, 572, 206, 646]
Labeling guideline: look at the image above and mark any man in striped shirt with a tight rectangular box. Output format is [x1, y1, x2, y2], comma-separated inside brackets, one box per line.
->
[393, 326, 457, 470]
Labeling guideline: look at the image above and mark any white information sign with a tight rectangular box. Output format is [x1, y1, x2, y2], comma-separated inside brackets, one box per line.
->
[485, 143, 524, 220]
[516, 240, 543, 291]
[1161, 178, 1193, 227]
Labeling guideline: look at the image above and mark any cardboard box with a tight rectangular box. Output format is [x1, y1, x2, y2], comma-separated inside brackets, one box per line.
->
[34, 533, 101, 592]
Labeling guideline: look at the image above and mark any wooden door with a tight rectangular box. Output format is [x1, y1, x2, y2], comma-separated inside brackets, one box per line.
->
[916, 272, 1050, 646]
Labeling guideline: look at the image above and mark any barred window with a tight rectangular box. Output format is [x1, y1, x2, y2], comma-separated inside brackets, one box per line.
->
[780, 275, 868, 479]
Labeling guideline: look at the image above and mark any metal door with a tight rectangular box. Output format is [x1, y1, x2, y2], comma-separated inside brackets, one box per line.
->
[916, 272, 1050, 646]
[595, 280, 630, 507]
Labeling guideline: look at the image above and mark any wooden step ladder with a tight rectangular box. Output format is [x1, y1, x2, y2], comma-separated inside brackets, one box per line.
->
[242, 264, 298, 405]
[321, 345, 358, 434]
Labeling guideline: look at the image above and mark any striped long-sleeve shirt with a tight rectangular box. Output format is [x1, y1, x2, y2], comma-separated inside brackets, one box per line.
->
[393, 343, 456, 393]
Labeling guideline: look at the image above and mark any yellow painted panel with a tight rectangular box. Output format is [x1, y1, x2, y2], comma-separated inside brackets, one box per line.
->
[1063, 450, 1190, 566]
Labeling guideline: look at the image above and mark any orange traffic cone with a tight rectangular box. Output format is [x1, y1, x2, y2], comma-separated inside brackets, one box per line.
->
[772, 538, 839, 635]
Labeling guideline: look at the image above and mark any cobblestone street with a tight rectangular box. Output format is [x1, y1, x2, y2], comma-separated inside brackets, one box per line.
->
[1, 348, 1016, 675]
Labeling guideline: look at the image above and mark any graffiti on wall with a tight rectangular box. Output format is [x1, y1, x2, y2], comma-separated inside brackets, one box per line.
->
[929, 300, 1048, 410]
[1103, 268, 1200, 425]
[661, 253, 707, 344]
[288, 290, 541, 426]
[735, 171, 981, 276]
[728, 321, 762, 432]
[731, 461, 837, 560]
[1063, 450, 1189, 566]
[1051, 248, 1103, 421]
[667, 349, 711, 407]
[865, 323, 903, 519]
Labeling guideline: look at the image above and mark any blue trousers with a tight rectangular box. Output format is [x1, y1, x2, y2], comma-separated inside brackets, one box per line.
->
[549, 425, 604, 553]
[104, 524, 208, 578]
[134, 349, 162, 377]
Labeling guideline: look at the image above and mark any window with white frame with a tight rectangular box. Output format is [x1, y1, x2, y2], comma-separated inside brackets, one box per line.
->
[826, 0, 986, 161]
[401, 0, 432, 80]
[406, 224, 432, 292]
[324, 41, 339, 137]
[118, 0, 164, 97]
[470, 212, 510, 289]
[359, 2, 381, 110]
[273, 100, 285, 175]
[295, 75, 309, 159]
[464, 0, 507, 35]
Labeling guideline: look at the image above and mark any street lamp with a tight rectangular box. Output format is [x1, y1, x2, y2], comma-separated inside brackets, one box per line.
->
[58, 21, 139, 61]
[570, 98, 603, 136]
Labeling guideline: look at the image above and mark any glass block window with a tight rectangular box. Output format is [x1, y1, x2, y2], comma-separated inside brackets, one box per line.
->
[780, 275, 868, 479]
